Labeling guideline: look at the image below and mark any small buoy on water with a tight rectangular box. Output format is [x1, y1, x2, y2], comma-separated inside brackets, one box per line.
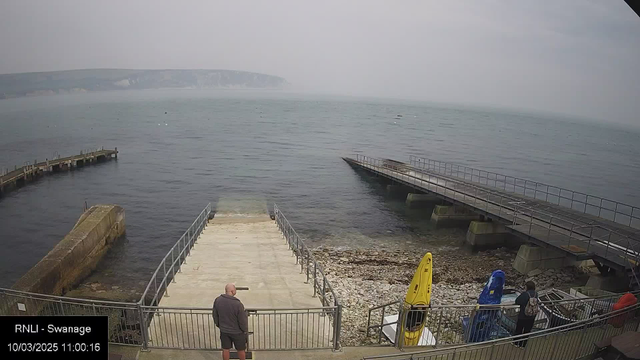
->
[165, 111, 167, 114]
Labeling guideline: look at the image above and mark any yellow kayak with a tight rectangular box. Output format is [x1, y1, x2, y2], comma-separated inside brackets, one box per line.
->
[401, 252, 432, 346]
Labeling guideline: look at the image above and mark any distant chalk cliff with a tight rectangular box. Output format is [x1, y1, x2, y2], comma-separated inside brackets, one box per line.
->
[0, 69, 288, 99]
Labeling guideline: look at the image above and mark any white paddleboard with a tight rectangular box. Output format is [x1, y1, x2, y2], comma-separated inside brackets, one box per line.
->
[381, 314, 436, 346]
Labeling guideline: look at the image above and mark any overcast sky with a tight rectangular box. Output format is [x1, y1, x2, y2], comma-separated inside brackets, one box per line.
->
[1, 0, 639, 125]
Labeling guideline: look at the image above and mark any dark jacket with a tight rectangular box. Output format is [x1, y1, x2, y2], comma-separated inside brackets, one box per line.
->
[515, 290, 538, 319]
[213, 294, 248, 334]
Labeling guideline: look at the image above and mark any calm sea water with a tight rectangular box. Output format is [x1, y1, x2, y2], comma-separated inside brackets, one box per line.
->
[1, 90, 639, 290]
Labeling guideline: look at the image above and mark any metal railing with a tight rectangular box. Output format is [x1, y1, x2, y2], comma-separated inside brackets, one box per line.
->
[366, 291, 639, 349]
[352, 155, 640, 270]
[1, 202, 342, 352]
[142, 306, 338, 350]
[140, 203, 212, 306]
[363, 302, 640, 360]
[409, 155, 640, 229]
[0, 288, 144, 346]
[510, 203, 640, 267]
[273, 203, 342, 350]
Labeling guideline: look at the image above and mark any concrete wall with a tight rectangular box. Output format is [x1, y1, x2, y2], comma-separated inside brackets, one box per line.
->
[430, 205, 481, 228]
[466, 221, 509, 247]
[512, 244, 577, 275]
[12, 205, 125, 296]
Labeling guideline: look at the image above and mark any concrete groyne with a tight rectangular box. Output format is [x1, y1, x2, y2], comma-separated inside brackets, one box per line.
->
[12, 204, 125, 297]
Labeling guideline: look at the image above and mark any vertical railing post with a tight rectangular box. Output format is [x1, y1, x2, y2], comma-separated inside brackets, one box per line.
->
[605, 232, 611, 258]
[313, 264, 317, 297]
[172, 249, 177, 278]
[378, 306, 386, 343]
[322, 278, 327, 306]
[598, 198, 603, 217]
[394, 306, 405, 350]
[572, 320, 589, 359]
[529, 211, 533, 235]
[568, 223, 575, 247]
[333, 304, 342, 351]
[163, 260, 169, 297]
[137, 302, 150, 351]
[306, 252, 310, 283]
[434, 309, 443, 347]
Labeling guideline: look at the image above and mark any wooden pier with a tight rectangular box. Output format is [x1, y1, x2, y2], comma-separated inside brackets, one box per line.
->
[0, 147, 118, 197]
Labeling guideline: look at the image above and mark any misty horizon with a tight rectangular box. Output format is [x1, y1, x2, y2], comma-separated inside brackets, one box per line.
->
[1, 0, 639, 126]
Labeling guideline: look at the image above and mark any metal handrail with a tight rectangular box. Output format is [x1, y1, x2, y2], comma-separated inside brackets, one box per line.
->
[360, 154, 624, 238]
[142, 305, 338, 311]
[273, 203, 342, 350]
[365, 289, 640, 339]
[139, 203, 212, 306]
[353, 155, 640, 269]
[409, 155, 640, 229]
[364, 301, 640, 359]
[368, 289, 640, 313]
[273, 204, 340, 307]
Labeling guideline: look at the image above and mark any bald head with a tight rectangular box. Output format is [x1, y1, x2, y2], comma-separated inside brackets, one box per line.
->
[225, 283, 236, 296]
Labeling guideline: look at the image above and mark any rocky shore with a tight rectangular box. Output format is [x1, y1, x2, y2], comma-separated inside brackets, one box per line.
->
[313, 245, 590, 346]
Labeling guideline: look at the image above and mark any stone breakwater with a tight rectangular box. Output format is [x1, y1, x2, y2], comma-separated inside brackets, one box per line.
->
[313, 246, 589, 346]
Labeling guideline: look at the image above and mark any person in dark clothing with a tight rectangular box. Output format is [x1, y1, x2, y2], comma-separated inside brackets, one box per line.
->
[213, 284, 249, 360]
[514, 281, 538, 347]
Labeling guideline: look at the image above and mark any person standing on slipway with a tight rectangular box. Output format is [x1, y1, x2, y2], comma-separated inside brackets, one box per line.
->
[213, 283, 249, 360]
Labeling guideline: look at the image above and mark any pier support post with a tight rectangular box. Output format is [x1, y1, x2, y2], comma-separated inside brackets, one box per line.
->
[465, 221, 509, 248]
[387, 184, 410, 198]
[585, 274, 629, 293]
[405, 193, 440, 208]
[512, 244, 578, 275]
[430, 205, 480, 228]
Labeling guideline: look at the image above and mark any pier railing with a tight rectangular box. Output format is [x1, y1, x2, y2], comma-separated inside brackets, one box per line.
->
[366, 290, 639, 349]
[140, 203, 212, 307]
[408, 155, 640, 229]
[363, 301, 640, 360]
[273, 203, 342, 350]
[352, 155, 640, 270]
[141, 305, 338, 350]
[0, 288, 144, 346]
